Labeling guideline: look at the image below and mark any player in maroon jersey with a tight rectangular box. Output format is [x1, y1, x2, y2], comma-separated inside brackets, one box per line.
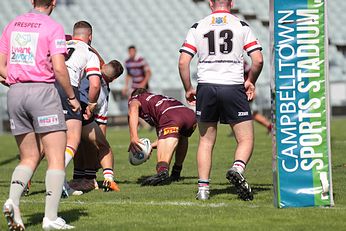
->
[128, 88, 197, 186]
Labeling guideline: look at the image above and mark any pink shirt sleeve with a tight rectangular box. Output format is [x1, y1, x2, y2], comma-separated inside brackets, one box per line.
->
[0, 25, 9, 55]
[48, 24, 67, 56]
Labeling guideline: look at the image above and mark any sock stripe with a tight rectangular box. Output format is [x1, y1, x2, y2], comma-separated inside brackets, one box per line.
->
[65, 146, 76, 158]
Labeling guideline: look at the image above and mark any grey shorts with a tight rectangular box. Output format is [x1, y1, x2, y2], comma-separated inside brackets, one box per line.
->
[7, 82, 67, 136]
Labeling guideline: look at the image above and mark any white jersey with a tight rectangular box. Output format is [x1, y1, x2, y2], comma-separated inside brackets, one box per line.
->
[65, 39, 101, 87]
[94, 77, 109, 124]
[180, 10, 262, 85]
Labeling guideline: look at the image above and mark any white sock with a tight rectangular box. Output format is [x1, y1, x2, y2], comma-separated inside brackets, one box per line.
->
[232, 160, 246, 175]
[45, 169, 65, 221]
[9, 165, 33, 206]
[64, 145, 75, 167]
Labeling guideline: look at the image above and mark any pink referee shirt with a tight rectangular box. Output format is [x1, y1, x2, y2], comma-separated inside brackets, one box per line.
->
[0, 10, 67, 84]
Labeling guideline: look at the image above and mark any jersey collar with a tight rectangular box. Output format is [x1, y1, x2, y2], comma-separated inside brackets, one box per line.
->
[212, 10, 231, 14]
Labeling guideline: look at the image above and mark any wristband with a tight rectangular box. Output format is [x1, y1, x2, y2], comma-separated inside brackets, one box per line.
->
[68, 96, 76, 100]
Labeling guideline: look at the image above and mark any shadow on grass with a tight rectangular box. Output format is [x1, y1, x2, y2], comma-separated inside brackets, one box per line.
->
[210, 184, 272, 198]
[0, 155, 19, 166]
[25, 208, 88, 228]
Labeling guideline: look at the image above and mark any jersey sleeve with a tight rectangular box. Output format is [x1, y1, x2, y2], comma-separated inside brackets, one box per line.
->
[49, 24, 67, 56]
[85, 52, 102, 78]
[242, 24, 262, 55]
[0, 24, 10, 55]
[179, 23, 198, 57]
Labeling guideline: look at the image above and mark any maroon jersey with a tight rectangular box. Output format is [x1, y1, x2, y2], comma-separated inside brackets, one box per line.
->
[125, 56, 149, 89]
[129, 92, 185, 127]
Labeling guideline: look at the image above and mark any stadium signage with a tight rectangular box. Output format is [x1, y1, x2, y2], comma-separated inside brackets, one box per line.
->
[270, 0, 334, 207]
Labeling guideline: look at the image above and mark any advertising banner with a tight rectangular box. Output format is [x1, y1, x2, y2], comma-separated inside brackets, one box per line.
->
[270, 0, 334, 207]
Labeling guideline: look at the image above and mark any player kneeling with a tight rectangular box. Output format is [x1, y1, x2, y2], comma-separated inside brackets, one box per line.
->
[128, 88, 197, 186]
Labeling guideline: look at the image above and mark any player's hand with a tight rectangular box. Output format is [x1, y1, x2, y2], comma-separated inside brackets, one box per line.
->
[68, 98, 81, 112]
[128, 138, 144, 154]
[83, 106, 92, 120]
[185, 88, 196, 106]
[244, 80, 256, 101]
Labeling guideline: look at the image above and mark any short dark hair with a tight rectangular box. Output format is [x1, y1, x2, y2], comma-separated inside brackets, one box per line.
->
[131, 88, 148, 97]
[128, 45, 136, 50]
[73, 21, 93, 33]
[33, 0, 53, 7]
[108, 60, 124, 78]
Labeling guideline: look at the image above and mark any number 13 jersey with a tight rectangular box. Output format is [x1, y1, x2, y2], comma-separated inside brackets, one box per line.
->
[179, 10, 262, 85]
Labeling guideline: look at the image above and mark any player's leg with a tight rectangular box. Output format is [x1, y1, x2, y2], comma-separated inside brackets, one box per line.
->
[82, 121, 119, 192]
[4, 132, 40, 230]
[252, 111, 272, 133]
[141, 137, 179, 186]
[170, 136, 188, 181]
[196, 122, 217, 200]
[220, 85, 254, 201]
[64, 119, 82, 167]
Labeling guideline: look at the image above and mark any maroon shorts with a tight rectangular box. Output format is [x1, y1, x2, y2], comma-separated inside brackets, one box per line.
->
[157, 106, 197, 139]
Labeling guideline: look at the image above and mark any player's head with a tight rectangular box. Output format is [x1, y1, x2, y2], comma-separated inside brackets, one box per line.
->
[73, 21, 93, 45]
[131, 88, 148, 97]
[32, 0, 56, 15]
[209, 0, 233, 11]
[101, 60, 124, 83]
[128, 45, 137, 59]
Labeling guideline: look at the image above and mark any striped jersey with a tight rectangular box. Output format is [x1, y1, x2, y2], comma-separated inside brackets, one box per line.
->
[125, 56, 149, 89]
[128, 92, 186, 127]
[65, 39, 101, 87]
[180, 10, 262, 85]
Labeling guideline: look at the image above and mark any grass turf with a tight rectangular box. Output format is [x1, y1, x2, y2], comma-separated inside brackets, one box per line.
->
[0, 118, 345, 230]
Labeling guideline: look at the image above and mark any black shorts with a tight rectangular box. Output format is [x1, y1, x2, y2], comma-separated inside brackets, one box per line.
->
[81, 101, 95, 126]
[196, 83, 252, 124]
[55, 83, 82, 121]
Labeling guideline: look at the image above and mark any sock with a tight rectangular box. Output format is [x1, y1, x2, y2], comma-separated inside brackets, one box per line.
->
[73, 169, 85, 179]
[198, 179, 209, 188]
[9, 165, 33, 206]
[156, 162, 169, 173]
[64, 145, 76, 167]
[232, 160, 246, 174]
[45, 169, 65, 221]
[171, 164, 182, 178]
[85, 169, 97, 180]
[103, 168, 114, 181]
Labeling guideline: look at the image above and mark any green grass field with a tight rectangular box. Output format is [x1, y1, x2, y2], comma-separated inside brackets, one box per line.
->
[1, 118, 346, 230]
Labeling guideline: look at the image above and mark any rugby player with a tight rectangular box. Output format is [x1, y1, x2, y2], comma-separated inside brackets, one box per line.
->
[128, 88, 197, 186]
[0, 0, 79, 229]
[179, 0, 263, 200]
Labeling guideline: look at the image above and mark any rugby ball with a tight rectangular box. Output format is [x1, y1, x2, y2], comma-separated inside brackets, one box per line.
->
[129, 138, 151, 166]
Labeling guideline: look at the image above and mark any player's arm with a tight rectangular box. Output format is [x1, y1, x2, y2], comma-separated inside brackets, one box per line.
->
[52, 54, 81, 111]
[122, 74, 131, 96]
[139, 63, 151, 88]
[245, 50, 263, 101]
[128, 99, 143, 153]
[0, 53, 9, 87]
[178, 52, 196, 105]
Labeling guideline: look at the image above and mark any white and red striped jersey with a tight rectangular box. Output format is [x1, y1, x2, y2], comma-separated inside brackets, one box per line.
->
[65, 39, 101, 87]
[180, 10, 262, 85]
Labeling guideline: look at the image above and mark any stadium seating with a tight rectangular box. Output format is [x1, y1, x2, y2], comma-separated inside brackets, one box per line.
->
[0, 0, 345, 117]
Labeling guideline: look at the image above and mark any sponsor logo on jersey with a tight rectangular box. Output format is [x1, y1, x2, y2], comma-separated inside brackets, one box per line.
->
[163, 126, 179, 135]
[238, 111, 249, 117]
[10, 32, 38, 66]
[196, 111, 201, 116]
[211, 16, 227, 26]
[38, 114, 59, 127]
[55, 39, 66, 49]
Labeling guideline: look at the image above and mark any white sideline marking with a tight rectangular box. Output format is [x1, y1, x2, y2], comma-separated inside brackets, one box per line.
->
[19, 199, 261, 208]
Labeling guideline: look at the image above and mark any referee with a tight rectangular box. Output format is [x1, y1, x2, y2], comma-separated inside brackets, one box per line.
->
[179, 0, 263, 201]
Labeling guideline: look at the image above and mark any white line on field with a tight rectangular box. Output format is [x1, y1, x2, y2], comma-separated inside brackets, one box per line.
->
[19, 199, 262, 208]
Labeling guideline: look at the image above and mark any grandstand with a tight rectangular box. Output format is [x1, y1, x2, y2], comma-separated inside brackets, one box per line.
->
[0, 0, 345, 130]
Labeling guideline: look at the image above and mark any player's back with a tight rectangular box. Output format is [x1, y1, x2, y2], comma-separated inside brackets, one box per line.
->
[180, 11, 261, 85]
[65, 39, 97, 87]
[0, 10, 67, 84]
